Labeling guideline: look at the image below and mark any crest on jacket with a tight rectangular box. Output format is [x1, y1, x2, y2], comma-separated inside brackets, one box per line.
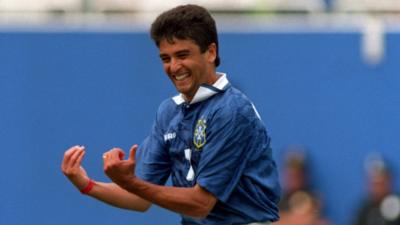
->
[193, 119, 207, 149]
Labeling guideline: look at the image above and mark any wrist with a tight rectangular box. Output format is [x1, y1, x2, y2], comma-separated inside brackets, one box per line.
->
[118, 176, 138, 192]
[80, 179, 95, 195]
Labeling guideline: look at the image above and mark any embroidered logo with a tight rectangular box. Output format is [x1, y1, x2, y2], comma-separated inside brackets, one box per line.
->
[193, 119, 207, 149]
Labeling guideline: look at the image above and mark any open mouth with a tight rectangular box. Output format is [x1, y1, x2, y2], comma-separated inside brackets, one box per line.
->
[174, 73, 190, 81]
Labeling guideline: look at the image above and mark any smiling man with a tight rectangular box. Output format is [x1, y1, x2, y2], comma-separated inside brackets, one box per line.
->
[62, 4, 280, 225]
[159, 38, 218, 102]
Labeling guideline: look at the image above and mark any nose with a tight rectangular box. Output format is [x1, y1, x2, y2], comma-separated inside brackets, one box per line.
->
[169, 57, 182, 74]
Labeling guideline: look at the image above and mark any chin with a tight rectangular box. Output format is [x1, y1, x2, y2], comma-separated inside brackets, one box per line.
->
[176, 86, 191, 94]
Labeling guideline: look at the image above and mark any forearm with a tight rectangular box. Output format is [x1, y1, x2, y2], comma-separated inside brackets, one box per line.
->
[119, 178, 216, 218]
[88, 181, 151, 212]
[101, 146, 216, 217]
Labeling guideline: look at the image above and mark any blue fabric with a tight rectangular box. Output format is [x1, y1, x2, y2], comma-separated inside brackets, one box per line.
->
[136, 78, 280, 225]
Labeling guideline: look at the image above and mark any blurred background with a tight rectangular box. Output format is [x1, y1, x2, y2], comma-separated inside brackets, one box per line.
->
[0, 1, 399, 225]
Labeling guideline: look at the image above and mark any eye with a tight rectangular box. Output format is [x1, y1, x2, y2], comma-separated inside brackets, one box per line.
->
[176, 51, 190, 60]
[160, 56, 170, 63]
[177, 53, 188, 59]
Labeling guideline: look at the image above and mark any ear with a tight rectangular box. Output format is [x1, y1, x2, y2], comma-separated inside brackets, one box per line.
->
[206, 43, 217, 64]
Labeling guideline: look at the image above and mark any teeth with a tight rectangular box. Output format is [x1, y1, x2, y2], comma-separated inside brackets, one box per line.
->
[175, 73, 189, 81]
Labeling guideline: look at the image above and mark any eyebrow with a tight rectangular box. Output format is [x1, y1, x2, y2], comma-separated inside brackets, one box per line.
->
[159, 49, 191, 58]
[175, 50, 190, 55]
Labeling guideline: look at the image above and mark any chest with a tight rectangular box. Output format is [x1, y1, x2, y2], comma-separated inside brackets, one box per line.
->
[165, 105, 210, 161]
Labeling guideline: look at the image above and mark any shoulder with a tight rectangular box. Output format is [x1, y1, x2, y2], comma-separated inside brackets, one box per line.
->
[201, 87, 264, 136]
[216, 87, 259, 121]
[155, 97, 180, 124]
[157, 97, 177, 113]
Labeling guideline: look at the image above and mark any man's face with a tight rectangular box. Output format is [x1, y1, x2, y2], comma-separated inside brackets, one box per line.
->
[158, 38, 216, 102]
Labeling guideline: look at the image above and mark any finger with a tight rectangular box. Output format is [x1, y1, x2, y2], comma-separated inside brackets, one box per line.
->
[118, 151, 125, 160]
[102, 150, 115, 171]
[62, 146, 82, 169]
[72, 149, 85, 168]
[65, 145, 81, 155]
[67, 148, 84, 168]
[102, 152, 109, 164]
[102, 149, 112, 161]
[63, 146, 79, 163]
[102, 149, 115, 165]
[110, 148, 124, 161]
[129, 144, 138, 162]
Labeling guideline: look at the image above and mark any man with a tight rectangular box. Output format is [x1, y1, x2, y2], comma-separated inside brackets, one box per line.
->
[353, 154, 400, 225]
[61, 4, 280, 225]
[276, 150, 330, 225]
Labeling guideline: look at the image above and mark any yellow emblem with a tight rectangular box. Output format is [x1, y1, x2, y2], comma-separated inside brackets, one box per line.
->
[193, 119, 207, 149]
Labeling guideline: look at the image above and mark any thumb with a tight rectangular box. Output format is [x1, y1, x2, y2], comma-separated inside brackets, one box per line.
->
[129, 144, 138, 161]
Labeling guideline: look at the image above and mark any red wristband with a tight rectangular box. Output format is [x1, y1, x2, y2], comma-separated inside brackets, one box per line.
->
[80, 179, 95, 194]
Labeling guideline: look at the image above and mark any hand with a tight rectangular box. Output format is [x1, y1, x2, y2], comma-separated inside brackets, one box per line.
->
[61, 145, 90, 190]
[103, 145, 138, 188]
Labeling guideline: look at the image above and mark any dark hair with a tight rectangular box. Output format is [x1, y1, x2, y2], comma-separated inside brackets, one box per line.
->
[150, 4, 220, 67]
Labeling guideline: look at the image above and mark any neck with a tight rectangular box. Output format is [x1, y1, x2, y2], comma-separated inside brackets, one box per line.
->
[183, 71, 220, 103]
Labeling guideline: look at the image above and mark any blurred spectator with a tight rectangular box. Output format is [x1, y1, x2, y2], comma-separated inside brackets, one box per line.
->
[353, 153, 400, 225]
[274, 149, 330, 225]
